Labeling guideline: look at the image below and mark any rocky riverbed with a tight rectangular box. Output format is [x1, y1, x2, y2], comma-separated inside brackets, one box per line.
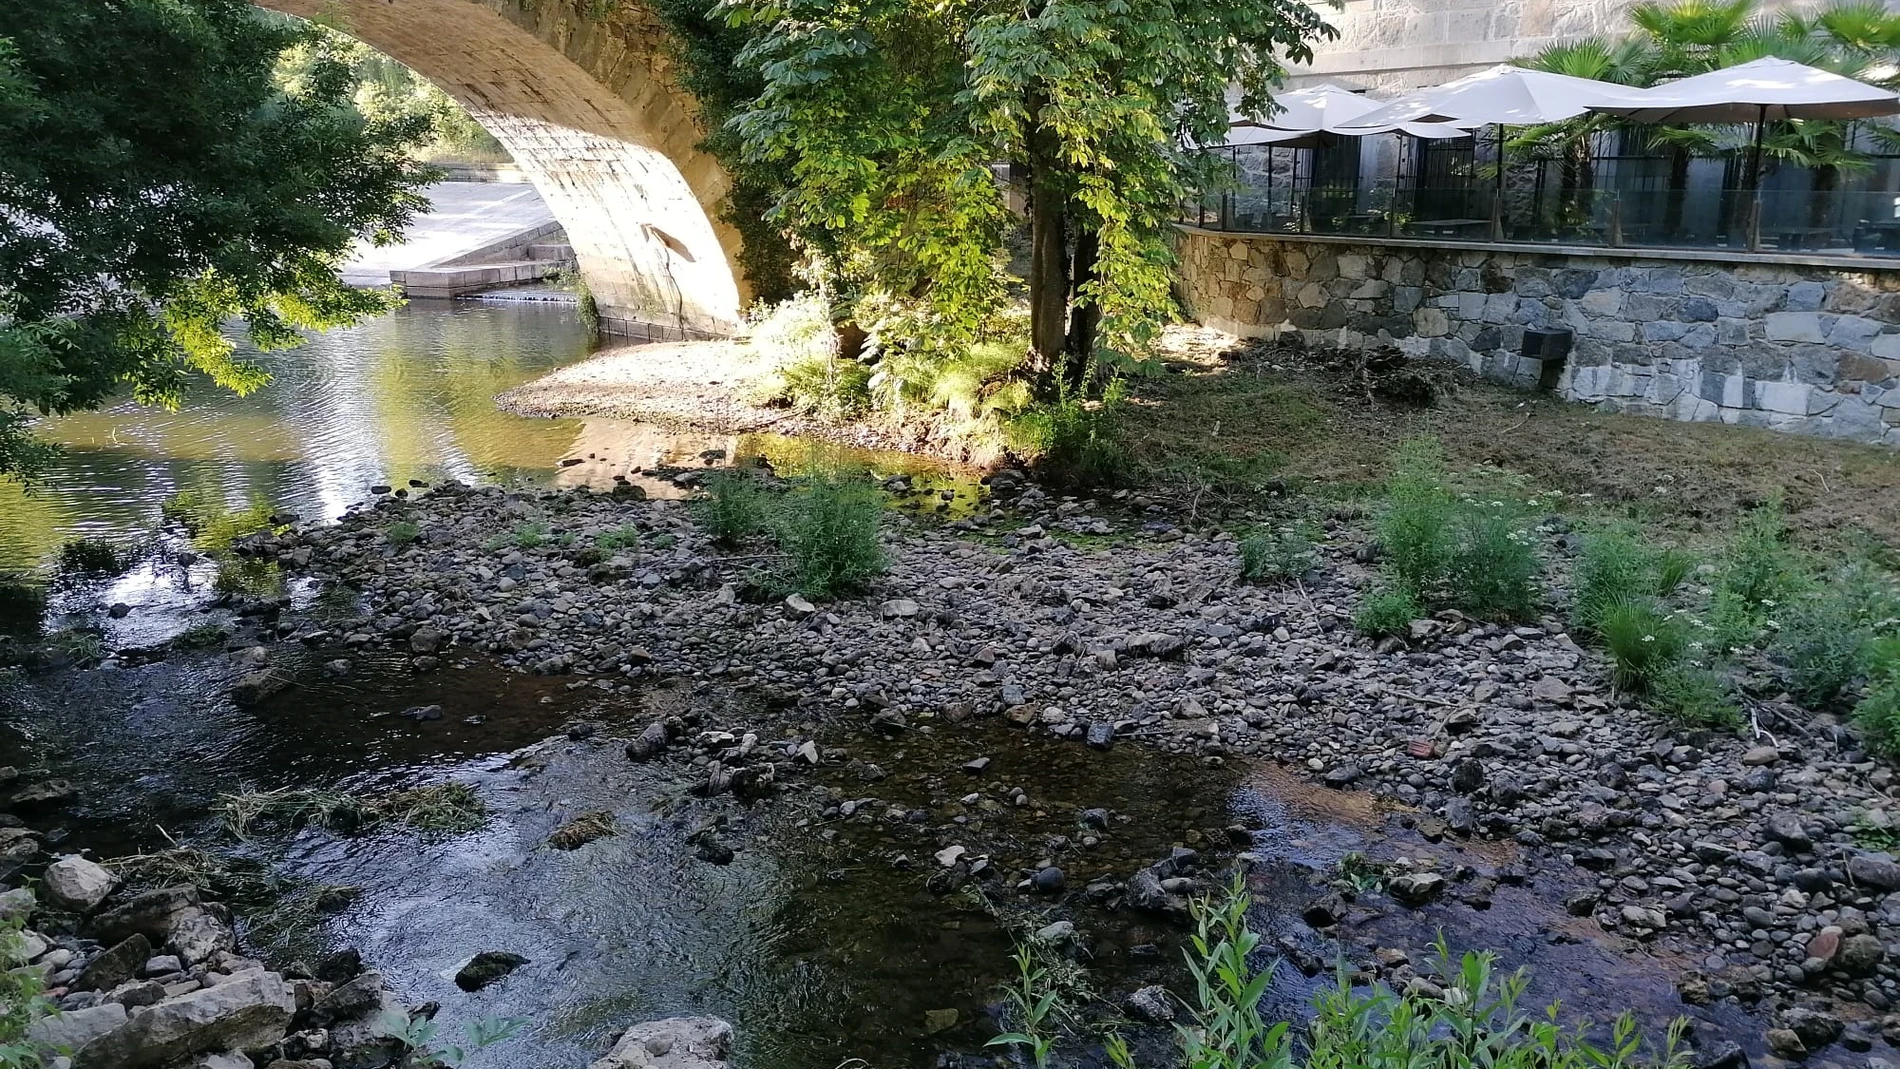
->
[194, 460, 1900, 1066]
[9, 458, 1900, 1068]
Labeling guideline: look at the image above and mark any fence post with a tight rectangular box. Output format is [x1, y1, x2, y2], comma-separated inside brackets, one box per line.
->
[1608, 194, 1624, 248]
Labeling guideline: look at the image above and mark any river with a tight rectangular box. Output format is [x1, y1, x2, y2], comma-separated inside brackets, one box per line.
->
[0, 302, 1758, 1069]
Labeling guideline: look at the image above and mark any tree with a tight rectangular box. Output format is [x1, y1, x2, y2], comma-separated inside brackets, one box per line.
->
[721, 0, 1334, 390]
[0, 0, 433, 478]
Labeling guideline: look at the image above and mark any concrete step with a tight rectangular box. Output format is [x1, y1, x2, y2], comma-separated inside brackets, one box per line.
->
[391, 259, 564, 298]
[527, 243, 575, 262]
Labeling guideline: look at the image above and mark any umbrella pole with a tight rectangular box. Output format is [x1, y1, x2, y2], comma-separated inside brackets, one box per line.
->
[1747, 104, 1766, 252]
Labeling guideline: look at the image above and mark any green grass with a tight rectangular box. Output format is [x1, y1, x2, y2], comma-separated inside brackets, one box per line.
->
[386, 521, 422, 547]
[1571, 525, 1694, 637]
[1354, 586, 1420, 636]
[1238, 524, 1316, 585]
[695, 470, 774, 547]
[595, 524, 643, 553]
[1091, 878, 1688, 1069]
[484, 521, 551, 552]
[1597, 598, 1685, 693]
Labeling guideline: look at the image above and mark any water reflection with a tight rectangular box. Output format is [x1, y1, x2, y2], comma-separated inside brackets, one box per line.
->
[0, 303, 981, 575]
[0, 303, 593, 571]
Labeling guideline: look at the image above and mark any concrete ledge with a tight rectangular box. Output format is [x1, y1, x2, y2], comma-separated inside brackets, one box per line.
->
[1173, 224, 1900, 275]
[392, 260, 563, 297]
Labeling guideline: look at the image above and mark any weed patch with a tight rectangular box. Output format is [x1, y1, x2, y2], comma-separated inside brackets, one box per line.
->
[777, 468, 886, 598]
[1238, 525, 1316, 585]
[695, 471, 774, 547]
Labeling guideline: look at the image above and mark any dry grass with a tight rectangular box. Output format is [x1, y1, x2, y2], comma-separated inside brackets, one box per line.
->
[216, 788, 366, 840]
[104, 847, 272, 902]
[373, 782, 487, 835]
[217, 782, 486, 840]
[547, 810, 618, 850]
[1130, 328, 1900, 549]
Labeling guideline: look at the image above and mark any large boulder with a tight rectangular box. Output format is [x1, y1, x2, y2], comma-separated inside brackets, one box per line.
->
[43, 855, 117, 913]
[91, 886, 201, 944]
[27, 1002, 128, 1051]
[588, 1018, 734, 1069]
[71, 968, 295, 1069]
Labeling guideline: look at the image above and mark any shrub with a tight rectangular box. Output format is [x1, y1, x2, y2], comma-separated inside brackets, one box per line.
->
[1448, 504, 1539, 620]
[1860, 685, 1900, 758]
[0, 921, 58, 1067]
[0, 575, 46, 638]
[695, 471, 773, 547]
[1370, 440, 1540, 621]
[1354, 586, 1420, 636]
[386, 522, 421, 547]
[1774, 561, 1900, 708]
[1012, 377, 1131, 487]
[1375, 438, 1456, 596]
[57, 537, 137, 575]
[1597, 597, 1685, 692]
[777, 468, 886, 598]
[778, 354, 873, 419]
[1706, 497, 1802, 651]
[1238, 525, 1317, 584]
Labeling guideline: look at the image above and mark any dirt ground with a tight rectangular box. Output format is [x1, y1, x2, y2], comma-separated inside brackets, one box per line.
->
[499, 326, 1900, 551]
[1133, 327, 1900, 551]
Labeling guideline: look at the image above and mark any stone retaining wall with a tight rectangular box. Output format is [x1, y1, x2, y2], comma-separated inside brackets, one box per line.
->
[1175, 228, 1900, 445]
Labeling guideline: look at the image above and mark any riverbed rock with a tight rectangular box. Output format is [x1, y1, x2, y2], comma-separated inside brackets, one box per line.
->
[627, 722, 669, 761]
[71, 968, 295, 1069]
[92, 886, 201, 944]
[76, 934, 153, 992]
[5, 779, 76, 811]
[454, 950, 529, 991]
[1386, 872, 1446, 905]
[28, 1002, 128, 1052]
[1126, 985, 1175, 1022]
[229, 671, 286, 706]
[0, 887, 33, 923]
[43, 855, 117, 913]
[298, 969, 382, 1028]
[588, 1017, 733, 1069]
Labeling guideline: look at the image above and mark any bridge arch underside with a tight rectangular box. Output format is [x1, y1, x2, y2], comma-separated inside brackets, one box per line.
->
[259, 0, 745, 339]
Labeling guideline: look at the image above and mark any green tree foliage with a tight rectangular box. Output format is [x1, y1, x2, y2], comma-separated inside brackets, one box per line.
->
[718, 0, 1335, 384]
[273, 19, 510, 165]
[0, 0, 434, 478]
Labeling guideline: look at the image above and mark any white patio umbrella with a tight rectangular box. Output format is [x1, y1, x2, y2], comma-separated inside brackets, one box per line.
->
[1332, 65, 1646, 238]
[1589, 56, 1900, 186]
[1230, 84, 1470, 139]
[1588, 56, 1900, 248]
[1336, 64, 1646, 130]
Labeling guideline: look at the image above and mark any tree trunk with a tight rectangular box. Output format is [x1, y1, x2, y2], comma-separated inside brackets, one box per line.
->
[1026, 95, 1069, 374]
[1809, 164, 1837, 233]
[1664, 146, 1690, 240]
[1063, 226, 1099, 385]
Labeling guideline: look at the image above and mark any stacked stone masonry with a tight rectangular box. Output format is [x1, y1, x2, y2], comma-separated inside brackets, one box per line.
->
[1176, 228, 1900, 445]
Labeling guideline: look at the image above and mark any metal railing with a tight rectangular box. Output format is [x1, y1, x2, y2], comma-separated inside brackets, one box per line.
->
[1181, 181, 1900, 257]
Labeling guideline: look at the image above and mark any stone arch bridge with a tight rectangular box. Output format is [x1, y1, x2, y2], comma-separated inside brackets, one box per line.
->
[258, 0, 745, 340]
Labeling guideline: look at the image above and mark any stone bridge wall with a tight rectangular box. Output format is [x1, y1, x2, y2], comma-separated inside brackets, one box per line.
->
[260, 0, 746, 339]
[1175, 228, 1900, 445]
